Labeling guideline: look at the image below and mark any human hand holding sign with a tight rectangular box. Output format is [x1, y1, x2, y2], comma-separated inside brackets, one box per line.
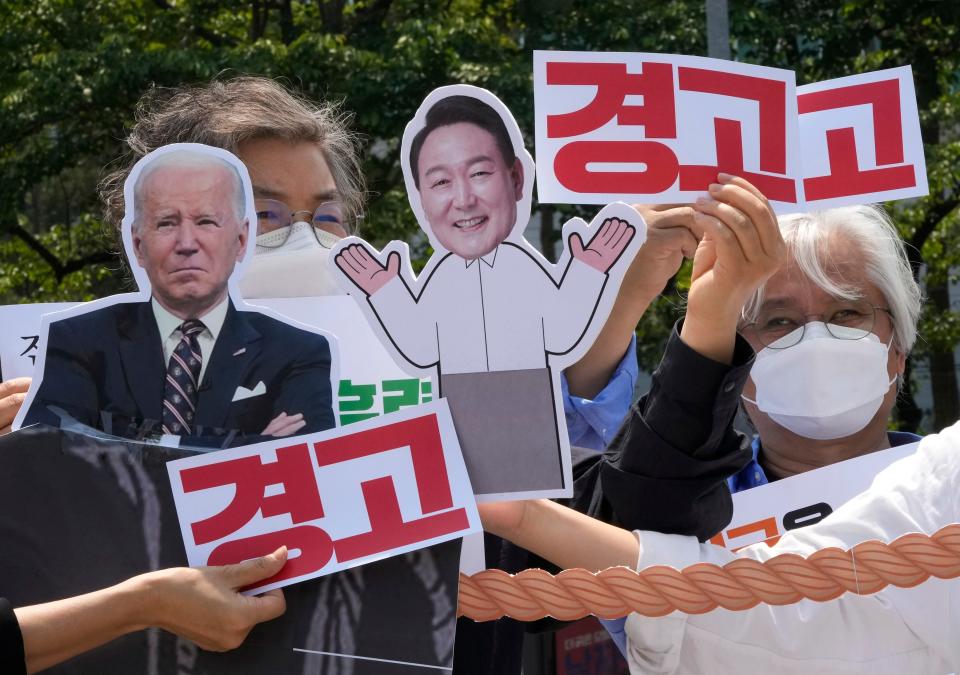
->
[334, 243, 401, 297]
[681, 173, 787, 364]
[0, 377, 30, 435]
[569, 217, 636, 274]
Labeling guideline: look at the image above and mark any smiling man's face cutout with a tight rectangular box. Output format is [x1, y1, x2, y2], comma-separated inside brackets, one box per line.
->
[415, 121, 523, 260]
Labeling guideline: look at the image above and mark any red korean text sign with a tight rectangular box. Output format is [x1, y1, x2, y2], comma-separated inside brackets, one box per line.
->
[167, 400, 480, 594]
[534, 51, 802, 211]
[534, 53, 927, 212]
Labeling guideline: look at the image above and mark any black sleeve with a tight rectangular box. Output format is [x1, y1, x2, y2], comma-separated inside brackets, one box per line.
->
[0, 597, 26, 675]
[565, 320, 755, 541]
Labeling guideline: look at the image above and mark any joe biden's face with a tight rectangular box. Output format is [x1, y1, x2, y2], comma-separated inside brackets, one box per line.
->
[133, 163, 248, 319]
[415, 122, 522, 260]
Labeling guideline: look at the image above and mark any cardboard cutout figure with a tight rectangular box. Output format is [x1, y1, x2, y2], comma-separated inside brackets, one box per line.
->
[332, 86, 645, 499]
[15, 143, 339, 445]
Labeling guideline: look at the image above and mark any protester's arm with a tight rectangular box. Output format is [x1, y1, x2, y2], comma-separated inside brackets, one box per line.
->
[560, 335, 638, 451]
[0, 378, 30, 435]
[564, 205, 699, 399]
[13, 548, 288, 675]
[481, 500, 638, 572]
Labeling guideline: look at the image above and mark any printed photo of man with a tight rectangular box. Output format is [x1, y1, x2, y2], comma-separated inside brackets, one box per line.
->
[22, 145, 335, 443]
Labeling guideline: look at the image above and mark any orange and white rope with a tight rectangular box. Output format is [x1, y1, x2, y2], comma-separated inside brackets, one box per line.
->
[457, 523, 960, 621]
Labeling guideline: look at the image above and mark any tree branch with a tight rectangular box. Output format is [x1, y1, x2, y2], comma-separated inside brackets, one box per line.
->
[906, 196, 960, 280]
[5, 222, 65, 279]
[149, 0, 237, 47]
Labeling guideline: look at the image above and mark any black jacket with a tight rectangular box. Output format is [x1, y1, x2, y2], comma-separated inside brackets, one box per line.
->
[23, 300, 334, 441]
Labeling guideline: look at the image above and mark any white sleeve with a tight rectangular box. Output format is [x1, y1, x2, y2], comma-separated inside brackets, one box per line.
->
[625, 422, 960, 674]
[542, 258, 607, 354]
[368, 276, 440, 368]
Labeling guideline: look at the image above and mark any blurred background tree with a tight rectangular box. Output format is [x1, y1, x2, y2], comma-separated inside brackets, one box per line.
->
[1, 0, 957, 429]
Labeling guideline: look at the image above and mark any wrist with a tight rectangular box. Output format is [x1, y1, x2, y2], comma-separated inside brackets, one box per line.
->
[679, 312, 738, 365]
[112, 574, 157, 634]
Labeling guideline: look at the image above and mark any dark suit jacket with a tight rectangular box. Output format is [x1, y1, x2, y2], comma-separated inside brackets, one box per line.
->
[23, 300, 335, 440]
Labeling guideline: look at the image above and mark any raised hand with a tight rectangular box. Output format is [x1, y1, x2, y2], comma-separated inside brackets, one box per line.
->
[681, 173, 787, 363]
[334, 243, 401, 297]
[624, 204, 701, 302]
[570, 217, 636, 274]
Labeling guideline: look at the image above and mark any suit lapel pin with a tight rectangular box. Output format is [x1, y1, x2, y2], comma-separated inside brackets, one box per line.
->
[233, 347, 246, 357]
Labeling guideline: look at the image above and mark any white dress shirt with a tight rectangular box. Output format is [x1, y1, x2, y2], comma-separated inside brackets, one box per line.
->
[368, 244, 606, 374]
[625, 420, 960, 674]
[151, 296, 229, 384]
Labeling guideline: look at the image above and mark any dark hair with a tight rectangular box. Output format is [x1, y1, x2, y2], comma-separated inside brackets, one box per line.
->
[408, 95, 517, 188]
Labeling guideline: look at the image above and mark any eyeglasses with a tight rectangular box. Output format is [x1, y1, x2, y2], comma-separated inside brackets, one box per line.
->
[740, 300, 893, 349]
[254, 198, 348, 247]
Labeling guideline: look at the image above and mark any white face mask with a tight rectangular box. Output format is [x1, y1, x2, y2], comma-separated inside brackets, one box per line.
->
[743, 322, 897, 440]
[238, 222, 345, 298]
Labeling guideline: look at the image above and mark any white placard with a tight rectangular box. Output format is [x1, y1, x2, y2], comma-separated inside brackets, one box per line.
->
[167, 399, 480, 595]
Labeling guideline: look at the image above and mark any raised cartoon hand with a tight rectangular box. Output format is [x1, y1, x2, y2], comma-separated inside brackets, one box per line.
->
[681, 174, 787, 363]
[0, 377, 30, 434]
[570, 217, 636, 274]
[334, 243, 400, 297]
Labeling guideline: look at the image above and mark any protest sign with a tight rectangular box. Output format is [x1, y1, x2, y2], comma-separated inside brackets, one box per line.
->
[534, 51, 801, 211]
[332, 84, 646, 501]
[534, 52, 927, 211]
[797, 66, 927, 208]
[0, 425, 461, 674]
[714, 441, 919, 550]
[167, 400, 480, 594]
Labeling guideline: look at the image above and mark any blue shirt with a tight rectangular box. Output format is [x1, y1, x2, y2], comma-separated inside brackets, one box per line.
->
[561, 335, 638, 451]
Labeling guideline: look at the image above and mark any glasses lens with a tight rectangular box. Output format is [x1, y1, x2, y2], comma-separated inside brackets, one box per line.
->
[313, 201, 348, 238]
[824, 300, 876, 339]
[255, 199, 292, 243]
[747, 308, 806, 349]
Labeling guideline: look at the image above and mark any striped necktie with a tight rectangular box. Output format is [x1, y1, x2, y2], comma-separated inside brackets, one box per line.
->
[161, 319, 206, 435]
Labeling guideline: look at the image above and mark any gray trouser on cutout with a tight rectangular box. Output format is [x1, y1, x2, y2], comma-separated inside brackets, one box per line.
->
[440, 368, 563, 495]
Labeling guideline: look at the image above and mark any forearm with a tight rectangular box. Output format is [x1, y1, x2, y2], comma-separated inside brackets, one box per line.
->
[678, 311, 738, 366]
[565, 289, 652, 399]
[489, 499, 639, 572]
[15, 576, 150, 674]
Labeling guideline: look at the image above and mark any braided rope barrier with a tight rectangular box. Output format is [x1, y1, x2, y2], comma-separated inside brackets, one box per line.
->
[457, 523, 960, 621]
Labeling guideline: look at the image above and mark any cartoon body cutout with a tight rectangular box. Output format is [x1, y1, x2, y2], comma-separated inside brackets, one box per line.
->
[333, 86, 645, 499]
